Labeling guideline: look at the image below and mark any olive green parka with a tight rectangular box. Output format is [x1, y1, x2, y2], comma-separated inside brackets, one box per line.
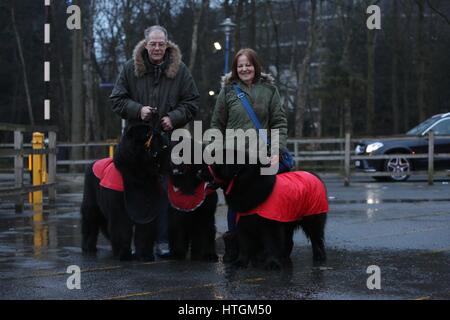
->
[211, 72, 287, 150]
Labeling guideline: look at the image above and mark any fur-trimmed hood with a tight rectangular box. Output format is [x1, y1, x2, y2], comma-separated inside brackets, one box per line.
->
[221, 72, 275, 88]
[133, 39, 182, 78]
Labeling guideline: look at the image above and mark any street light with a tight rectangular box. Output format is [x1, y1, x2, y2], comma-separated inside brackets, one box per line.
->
[220, 17, 236, 75]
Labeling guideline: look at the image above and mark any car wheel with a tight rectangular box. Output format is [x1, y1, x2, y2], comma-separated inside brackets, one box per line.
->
[384, 156, 411, 182]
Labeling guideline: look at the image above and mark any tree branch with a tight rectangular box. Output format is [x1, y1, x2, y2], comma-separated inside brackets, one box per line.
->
[426, 0, 450, 25]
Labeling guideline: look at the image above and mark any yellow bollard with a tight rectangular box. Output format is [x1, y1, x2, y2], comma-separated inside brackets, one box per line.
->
[28, 155, 32, 204]
[108, 139, 118, 158]
[109, 144, 114, 158]
[32, 203, 48, 257]
[31, 132, 45, 204]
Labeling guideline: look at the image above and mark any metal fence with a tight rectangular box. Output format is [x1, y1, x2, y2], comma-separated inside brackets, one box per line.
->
[1, 125, 449, 212]
[289, 132, 450, 185]
[0, 123, 57, 211]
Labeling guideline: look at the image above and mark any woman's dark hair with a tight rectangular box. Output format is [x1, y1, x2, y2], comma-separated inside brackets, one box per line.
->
[230, 48, 262, 83]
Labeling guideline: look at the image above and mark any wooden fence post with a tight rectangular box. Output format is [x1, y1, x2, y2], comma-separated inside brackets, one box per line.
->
[428, 131, 434, 186]
[48, 131, 57, 202]
[344, 132, 351, 186]
[294, 140, 298, 168]
[14, 130, 23, 212]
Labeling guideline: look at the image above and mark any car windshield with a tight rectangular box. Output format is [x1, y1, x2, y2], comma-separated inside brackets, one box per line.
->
[406, 117, 440, 136]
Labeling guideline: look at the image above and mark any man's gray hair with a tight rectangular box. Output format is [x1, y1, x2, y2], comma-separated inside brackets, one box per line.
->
[145, 25, 168, 41]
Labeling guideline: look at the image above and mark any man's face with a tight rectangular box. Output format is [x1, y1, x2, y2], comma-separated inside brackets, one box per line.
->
[145, 31, 167, 64]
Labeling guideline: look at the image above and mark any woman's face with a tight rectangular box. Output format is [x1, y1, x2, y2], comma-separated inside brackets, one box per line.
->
[237, 54, 255, 84]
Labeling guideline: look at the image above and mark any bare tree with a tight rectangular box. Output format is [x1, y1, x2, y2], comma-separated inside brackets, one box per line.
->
[315, 0, 325, 138]
[338, 0, 355, 136]
[248, 0, 256, 49]
[83, 0, 101, 158]
[71, 0, 84, 167]
[51, 2, 71, 140]
[416, 0, 427, 121]
[188, 0, 209, 72]
[296, 0, 318, 137]
[10, 4, 34, 125]
[266, 0, 281, 83]
[391, 0, 400, 133]
[366, 25, 377, 134]
[234, 0, 244, 50]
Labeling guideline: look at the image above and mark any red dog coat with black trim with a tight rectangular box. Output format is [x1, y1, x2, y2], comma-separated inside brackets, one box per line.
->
[168, 178, 215, 212]
[92, 158, 124, 192]
[238, 171, 328, 222]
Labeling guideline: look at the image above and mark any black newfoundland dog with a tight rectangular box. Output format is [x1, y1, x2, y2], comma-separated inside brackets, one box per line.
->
[167, 139, 218, 262]
[203, 150, 328, 270]
[80, 123, 170, 261]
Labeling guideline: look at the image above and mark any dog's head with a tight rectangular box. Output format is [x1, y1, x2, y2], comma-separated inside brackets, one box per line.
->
[114, 123, 170, 176]
[169, 137, 209, 194]
[199, 148, 275, 197]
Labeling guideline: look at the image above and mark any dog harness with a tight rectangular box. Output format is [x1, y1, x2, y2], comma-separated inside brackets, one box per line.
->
[238, 171, 328, 222]
[92, 158, 124, 192]
[168, 178, 215, 212]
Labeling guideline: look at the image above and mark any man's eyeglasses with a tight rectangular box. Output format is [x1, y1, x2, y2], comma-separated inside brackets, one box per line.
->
[148, 42, 167, 48]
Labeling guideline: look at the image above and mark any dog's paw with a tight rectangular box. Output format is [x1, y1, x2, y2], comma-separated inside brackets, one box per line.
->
[118, 250, 133, 261]
[81, 246, 97, 255]
[171, 253, 187, 260]
[312, 256, 327, 268]
[263, 257, 282, 271]
[134, 253, 155, 262]
[201, 253, 219, 263]
[232, 259, 249, 269]
[313, 252, 327, 263]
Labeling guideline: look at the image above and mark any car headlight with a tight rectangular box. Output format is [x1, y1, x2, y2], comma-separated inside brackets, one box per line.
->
[366, 142, 384, 153]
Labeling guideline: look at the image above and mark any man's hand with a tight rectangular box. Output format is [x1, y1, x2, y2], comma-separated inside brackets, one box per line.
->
[160, 116, 173, 131]
[140, 106, 157, 121]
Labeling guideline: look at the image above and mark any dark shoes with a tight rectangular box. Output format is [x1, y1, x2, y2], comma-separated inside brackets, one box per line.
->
[222, 231, 239, 263]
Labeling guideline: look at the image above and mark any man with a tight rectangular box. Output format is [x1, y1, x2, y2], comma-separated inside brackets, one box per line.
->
[110, 25, 200, 257]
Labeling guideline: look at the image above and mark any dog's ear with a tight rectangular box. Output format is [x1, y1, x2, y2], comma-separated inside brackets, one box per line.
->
[123, 124, 143, 141]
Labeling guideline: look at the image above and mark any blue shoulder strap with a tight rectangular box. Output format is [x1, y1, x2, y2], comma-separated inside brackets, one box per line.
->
[232, 83, 293, 171]
[232, 83, 269, 145]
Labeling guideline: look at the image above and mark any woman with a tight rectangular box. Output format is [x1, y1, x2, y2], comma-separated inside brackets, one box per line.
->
[211, 48, 288, 263]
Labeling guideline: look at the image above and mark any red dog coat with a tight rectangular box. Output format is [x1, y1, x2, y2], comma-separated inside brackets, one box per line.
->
[92, 158, 124, 192]
[238, 171, 328, 222]
[168, 178, 215, 212]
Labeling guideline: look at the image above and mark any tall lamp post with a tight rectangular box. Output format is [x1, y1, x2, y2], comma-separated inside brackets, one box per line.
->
[220, 18, 236, 75]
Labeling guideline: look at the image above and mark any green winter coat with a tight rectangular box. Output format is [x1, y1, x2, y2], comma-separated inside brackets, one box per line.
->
[211, 73, 287, 150]
[110, 40, 199, 129]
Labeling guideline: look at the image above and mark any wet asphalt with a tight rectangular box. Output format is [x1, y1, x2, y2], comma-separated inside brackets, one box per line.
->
[0, 173, 449, 300]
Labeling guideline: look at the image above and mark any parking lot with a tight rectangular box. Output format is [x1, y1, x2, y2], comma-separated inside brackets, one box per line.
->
[0, 173, 449, 300]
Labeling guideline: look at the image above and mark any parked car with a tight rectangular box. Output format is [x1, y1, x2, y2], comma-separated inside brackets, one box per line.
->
[354, 112, 450, 181]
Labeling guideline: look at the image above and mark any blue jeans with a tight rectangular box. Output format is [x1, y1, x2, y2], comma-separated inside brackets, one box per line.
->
[157, 175, 169, 244]
[227, 207, 237, 232]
